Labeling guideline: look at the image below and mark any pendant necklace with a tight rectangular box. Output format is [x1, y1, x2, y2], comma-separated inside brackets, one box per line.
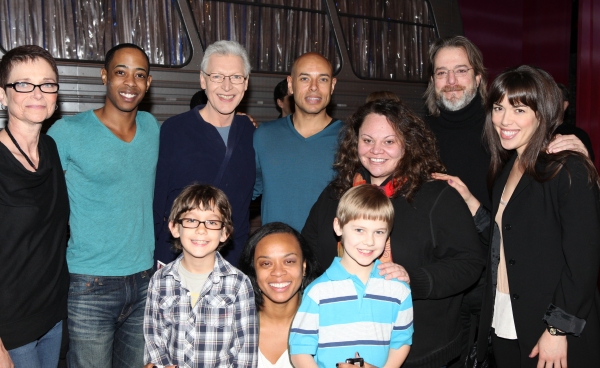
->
[4, 125, 37, 170]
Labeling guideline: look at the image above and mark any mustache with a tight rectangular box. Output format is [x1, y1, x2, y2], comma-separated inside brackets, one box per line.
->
[441, 85, 466, 92]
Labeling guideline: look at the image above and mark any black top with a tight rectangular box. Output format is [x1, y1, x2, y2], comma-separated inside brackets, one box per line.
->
[302, 177, 485, 368]
[425, 94, 492, 210]
[0, 133, 70, 350]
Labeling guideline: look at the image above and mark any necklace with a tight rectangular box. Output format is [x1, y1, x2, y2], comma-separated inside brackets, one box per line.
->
[4, 125, 37, 170]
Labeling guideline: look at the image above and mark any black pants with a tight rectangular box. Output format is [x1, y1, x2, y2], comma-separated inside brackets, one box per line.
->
[491, 329, 539, 368]
[448, 275, 486, 368]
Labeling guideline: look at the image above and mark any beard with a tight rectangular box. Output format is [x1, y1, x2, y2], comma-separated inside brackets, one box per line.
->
[435, 84, 478, 111]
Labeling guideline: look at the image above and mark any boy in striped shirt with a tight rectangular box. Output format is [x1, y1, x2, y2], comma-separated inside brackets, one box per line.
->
[290, 185, 413, 368]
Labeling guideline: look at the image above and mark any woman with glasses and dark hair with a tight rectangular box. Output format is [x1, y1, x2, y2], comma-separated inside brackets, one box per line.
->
[435, 65, 600, 367]
[0, 45, 69, 368]
[239, 222, 320, 368]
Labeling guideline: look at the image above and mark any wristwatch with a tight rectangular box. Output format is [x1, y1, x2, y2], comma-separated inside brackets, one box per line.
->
[547, 326, 567, 336]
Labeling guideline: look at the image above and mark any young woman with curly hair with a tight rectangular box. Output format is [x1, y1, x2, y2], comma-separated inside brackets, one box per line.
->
[302, 99, 485, 368]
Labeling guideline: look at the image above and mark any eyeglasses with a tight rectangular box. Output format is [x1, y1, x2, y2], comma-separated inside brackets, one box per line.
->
[202, 71, 247, 84]
[177, 218, 224, 230]
[434, 67, 473, 79]
[5, 82, 60, 93]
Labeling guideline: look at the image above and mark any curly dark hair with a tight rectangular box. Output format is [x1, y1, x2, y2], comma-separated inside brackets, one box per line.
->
[238, 222, 321, 310]
[330, 99, 446, 201]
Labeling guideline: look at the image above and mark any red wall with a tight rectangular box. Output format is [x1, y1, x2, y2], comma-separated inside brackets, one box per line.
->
[458, 0, 571, 84]
[577, 0, 600, 168]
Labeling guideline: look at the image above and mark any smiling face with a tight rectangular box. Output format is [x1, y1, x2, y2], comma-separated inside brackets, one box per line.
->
[334, 217, 389, 272]
[200, 54, 248, 122]
[254, 233, 306, 307]
[101, 47, 151, 114]
[492, 95, 539, 156]
[433, 47, 480, 111]
[0, 58, 58, 126]
[357, 114, 404, 186]
[169, 207, 228, 272]
[288, 53, 336, 117]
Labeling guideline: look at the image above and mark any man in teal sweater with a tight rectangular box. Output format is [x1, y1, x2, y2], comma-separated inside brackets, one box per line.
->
[48, 43, 158, 368]
[253, 52, 341, 231]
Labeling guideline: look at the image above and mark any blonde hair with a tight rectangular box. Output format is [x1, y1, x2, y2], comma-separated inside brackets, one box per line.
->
[336, 185, 394, 230]
[169, 184, 233, 251]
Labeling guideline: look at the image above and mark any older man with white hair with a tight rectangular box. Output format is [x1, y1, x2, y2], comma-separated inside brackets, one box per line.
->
[153, 40, 255, 267]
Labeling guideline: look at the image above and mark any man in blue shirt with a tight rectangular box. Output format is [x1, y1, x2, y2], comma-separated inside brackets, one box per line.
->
[254, 52, 341, 231]
[48, 43, 159, 368]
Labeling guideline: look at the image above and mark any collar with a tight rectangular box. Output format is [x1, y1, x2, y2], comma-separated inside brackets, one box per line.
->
[161, 251, 238, 284]
[354, 168, 399, 197]
[325, 257, 383, 281]
[288, 114, 337, 130]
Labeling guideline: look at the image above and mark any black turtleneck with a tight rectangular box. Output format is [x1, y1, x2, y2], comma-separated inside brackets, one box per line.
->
[425, 93, 492, 210]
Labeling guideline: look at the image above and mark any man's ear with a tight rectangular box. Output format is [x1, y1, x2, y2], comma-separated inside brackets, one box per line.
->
[287, 75, 293, 95]
[276, 99, 285, 109]
[476, 74, 481, 89]
[100, 68, 108, 85]
[200, 73, 207, 91]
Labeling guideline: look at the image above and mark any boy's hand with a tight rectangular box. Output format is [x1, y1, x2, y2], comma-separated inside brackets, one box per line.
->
[336, 353, 377, 368]
[378, 262, 410, 283]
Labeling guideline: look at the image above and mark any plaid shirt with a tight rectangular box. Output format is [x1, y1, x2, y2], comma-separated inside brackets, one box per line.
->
[144, 252, 258, 367]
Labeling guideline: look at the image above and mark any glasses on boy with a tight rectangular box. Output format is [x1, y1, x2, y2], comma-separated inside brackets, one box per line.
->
[177, 218, 224, 230]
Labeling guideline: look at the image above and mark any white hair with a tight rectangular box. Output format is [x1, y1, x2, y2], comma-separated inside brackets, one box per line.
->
[201, 40, 251, 76]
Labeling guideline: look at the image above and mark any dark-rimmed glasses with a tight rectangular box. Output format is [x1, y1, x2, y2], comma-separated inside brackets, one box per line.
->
[202, 71, 247, 84]
[5, 82, 60, 93]
[177, 218, 224, 230]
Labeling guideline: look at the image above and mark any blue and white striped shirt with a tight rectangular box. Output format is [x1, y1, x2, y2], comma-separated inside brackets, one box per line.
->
[289, 258, 413, 367]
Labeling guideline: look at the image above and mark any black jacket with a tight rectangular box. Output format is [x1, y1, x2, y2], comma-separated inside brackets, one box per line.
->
[302, 178, 485, 367]
[477, 154, 600, 366]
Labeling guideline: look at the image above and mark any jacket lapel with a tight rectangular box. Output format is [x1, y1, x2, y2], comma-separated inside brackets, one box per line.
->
[492, 153, 535, 211]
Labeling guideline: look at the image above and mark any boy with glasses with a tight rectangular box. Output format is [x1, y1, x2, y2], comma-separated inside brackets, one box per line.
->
[144, 184, 258, 368]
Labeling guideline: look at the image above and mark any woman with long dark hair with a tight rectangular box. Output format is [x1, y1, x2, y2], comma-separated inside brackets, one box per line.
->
[239, 222, 320, 368]
[302, 99, 485, 367]
[435, 65, 600, 367]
